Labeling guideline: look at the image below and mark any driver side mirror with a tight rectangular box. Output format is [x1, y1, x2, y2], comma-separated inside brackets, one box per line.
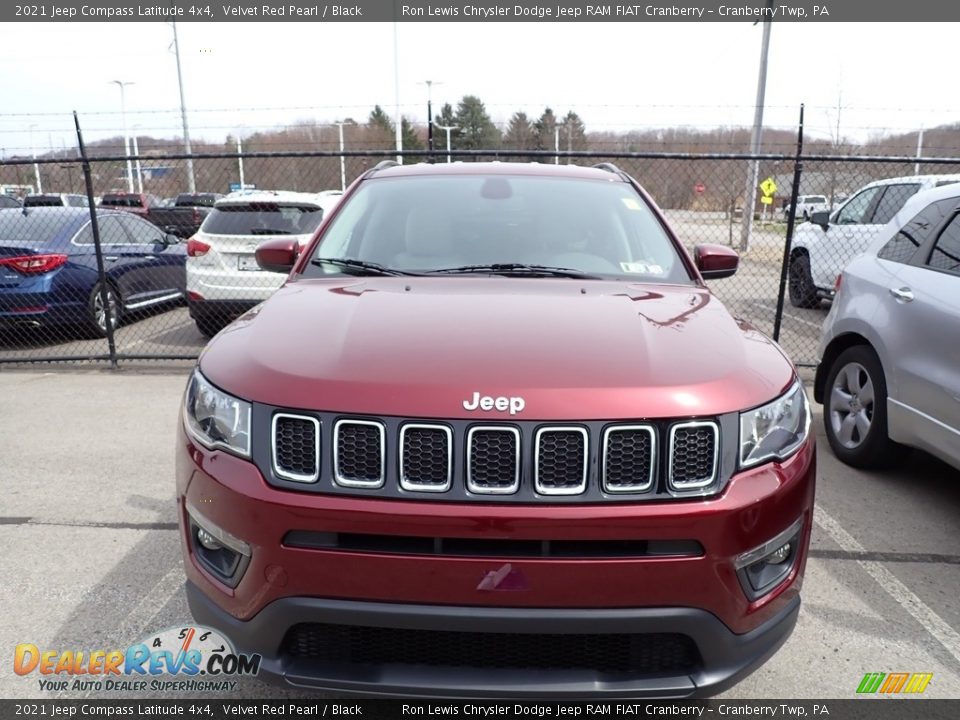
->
[694, 244, 739, 280]
[163, 233, 181, 245]
[810, 210, 830, 231]
[256, 237, 300, 273]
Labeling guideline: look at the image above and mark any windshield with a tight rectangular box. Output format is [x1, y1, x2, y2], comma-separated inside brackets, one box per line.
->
[201, 203, 325, 236]
[305, 174, 692, 284]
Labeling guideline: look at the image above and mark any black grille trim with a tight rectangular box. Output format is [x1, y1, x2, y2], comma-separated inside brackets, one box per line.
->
[534, 426, 589, 495]
[271, 413, 320, 483]
[399, 423, 453, 493]
[602, 425, 656, 494]
[283, 530, 704, 559]
[668, 420, 720, 492]
[283, 624, 702, 675]
[466, 426, 521, 495]
[334, 419, 386, 489]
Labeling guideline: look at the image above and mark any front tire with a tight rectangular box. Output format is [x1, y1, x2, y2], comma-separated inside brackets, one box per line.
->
[195, 316, 227, 338]
[86, 282, 120, 338]
[823, 345, 905, 469]
[788, 253, 820, 308]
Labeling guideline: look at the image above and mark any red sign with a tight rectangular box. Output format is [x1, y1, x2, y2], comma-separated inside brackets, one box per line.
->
[694, 182, 706, 194]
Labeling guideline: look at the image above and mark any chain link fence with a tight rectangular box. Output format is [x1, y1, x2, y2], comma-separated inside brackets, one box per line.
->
[3, 141, 959, 369]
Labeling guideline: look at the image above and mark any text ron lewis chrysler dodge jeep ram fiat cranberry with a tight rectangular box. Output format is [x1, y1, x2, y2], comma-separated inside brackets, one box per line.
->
[177, 161, 815, 698]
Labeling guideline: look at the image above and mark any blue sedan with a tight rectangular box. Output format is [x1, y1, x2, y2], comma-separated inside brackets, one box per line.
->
[0, 207, 186, 338]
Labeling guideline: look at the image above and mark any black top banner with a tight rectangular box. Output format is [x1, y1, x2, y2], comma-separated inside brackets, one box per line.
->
[2, 700, 959, 720]
[5, 1, 960, 23]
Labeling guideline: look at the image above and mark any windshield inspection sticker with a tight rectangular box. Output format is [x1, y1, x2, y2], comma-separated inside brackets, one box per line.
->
[621, 198, 642, 210]
[621, 262, 665, 275]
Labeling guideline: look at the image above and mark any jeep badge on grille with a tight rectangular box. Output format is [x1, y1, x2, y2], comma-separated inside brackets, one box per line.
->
[462, 392, 525, 415]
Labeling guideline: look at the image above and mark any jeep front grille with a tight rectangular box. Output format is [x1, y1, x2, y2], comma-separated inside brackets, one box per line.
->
[334, 420, 385, 488]
[467, 427, 520, 494]
[264, 409, 724, 502]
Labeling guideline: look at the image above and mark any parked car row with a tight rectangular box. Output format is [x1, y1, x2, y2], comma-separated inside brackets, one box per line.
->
[0, 189, 342, 341]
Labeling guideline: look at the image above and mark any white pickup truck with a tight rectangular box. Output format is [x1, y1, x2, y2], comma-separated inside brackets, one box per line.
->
[784, 195, 830, 221]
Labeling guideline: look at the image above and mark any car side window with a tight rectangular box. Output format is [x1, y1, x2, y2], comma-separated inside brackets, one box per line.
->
[878, 198, 956, 265]
[97, 216, 130, 245]
[73, 222, 94, 245]
[927, 213, 960, 275]
[835, 186, 882, 225]
[872, 184, 921, 225]
[116, 213, 162, 245]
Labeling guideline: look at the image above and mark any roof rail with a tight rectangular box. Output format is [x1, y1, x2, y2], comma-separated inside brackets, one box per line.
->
[592, 162, 629, 180]
[372, 160, 400, 172]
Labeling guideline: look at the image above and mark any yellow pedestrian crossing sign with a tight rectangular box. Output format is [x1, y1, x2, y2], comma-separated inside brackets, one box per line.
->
[760, 177, 777, 197]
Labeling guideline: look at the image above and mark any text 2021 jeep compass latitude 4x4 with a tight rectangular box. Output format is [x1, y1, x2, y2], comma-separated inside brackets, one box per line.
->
[177, 161, 815, 698]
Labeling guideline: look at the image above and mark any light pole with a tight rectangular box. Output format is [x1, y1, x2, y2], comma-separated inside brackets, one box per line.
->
[170, 21, 197, 192]
[392, 22, 402, 164]
[28, 123, 43, 194]
[334, 121, 348, 191]
[418, 80, 443, 153]
[739, 1, 773, 252]
[915, 125, 925, 176]
[131, 126, 144, 193]
[433, 122, 458, 164]
[110, 80, 135, 193]
[236, 130, 245, 188]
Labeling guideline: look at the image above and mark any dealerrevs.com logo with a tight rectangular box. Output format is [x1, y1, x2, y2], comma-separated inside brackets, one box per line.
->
[13, 626, 260, 692]
[856, 672, 933, 695]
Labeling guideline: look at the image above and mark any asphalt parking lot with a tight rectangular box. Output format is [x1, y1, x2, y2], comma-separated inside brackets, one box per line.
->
[1, 369, 959, 700]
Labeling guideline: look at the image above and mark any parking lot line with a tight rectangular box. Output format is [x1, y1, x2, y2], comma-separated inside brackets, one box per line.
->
[815, 503, 960, 665]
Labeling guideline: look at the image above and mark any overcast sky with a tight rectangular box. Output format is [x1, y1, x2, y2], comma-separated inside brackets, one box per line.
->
[1, 21, 957, 156]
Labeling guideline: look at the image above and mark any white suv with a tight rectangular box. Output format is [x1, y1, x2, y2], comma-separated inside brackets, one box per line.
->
[186, 190, 342, 337]
[788, 174, 960, 307]
[785, 194, 829, 221]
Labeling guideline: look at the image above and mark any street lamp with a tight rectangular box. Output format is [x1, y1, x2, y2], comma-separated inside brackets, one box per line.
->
[28, 123, 43, 194]
[333, 121, 349, 191]
[110, 80, 135, 193]
[131, 125, 144, 193]
[170, 21, 197, 192]
[418, 80, 443, 154]
[433, 122, 459, 164]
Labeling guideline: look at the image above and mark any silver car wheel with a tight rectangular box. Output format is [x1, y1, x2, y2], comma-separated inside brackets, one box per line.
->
[829, 361, 875, 449]
[93, 286, 118, 332]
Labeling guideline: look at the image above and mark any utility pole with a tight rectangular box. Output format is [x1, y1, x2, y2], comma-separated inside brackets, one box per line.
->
[419, 80, 443, 154]
[131, 131, 143, 193]
[334, 121, 348, 191]
[110, 80, 135, 193]
[434, 122, 458, 163]
[915, 126, 925, 176]
[739, 3, 773, 253]
[28, 124, 43, 194]
[237, 133, 245, 188]
[170, 21, 196, 192]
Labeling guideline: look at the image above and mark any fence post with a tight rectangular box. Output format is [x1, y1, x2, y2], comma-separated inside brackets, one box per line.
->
[74, 111, 118, 368]
[772, 105, 805, 344]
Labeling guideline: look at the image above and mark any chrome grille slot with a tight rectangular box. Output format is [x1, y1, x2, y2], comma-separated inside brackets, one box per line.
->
[467, 427, 520, 494]
[668, 421, 719, 491]
[602, 425, 655, 493]
[334, 419, 385, 488]
[399, 424, 453, 492]
[272, 413, 320, 483]
[535, 427, 588, 495]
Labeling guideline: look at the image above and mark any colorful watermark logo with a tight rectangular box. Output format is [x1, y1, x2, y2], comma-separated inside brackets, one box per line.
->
[857, 672, 933, 695]
[13, 626, 260, 692]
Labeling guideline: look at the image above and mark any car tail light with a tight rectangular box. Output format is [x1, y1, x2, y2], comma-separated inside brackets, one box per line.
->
[186, 238, 211, 257]
[0, 254, 68, 275]
[834, 273, 843, 294]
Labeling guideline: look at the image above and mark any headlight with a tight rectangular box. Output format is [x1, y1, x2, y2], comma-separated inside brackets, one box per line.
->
[183, 368, 251, 457]
[739, 381, 810, 468]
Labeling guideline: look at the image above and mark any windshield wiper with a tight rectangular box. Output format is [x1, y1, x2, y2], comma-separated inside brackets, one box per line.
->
[427, 263, 601, 279]
[311, 257, 422, 277]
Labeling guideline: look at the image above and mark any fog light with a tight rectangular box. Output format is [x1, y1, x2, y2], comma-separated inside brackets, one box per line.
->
[767, 542, 791, 565]
[735, 517, 804, 600]
[196, 527, 222, 551]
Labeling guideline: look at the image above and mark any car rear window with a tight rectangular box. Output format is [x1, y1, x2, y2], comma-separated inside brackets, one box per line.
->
[201, 203, 325, 236]
[24, 196, 64, 207]
[101, 195, 143, 207]
[0, 210, 75, 243]
[175, 194, 219, 207]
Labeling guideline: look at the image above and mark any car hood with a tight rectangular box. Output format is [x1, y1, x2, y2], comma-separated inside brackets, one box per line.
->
[199, 277, 795, 420]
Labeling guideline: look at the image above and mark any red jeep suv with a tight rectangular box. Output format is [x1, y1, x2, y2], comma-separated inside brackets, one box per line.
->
[177, 162, 815, 698]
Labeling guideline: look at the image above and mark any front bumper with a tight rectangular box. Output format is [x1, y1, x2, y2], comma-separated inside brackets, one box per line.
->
[186, 581, 800, 698]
